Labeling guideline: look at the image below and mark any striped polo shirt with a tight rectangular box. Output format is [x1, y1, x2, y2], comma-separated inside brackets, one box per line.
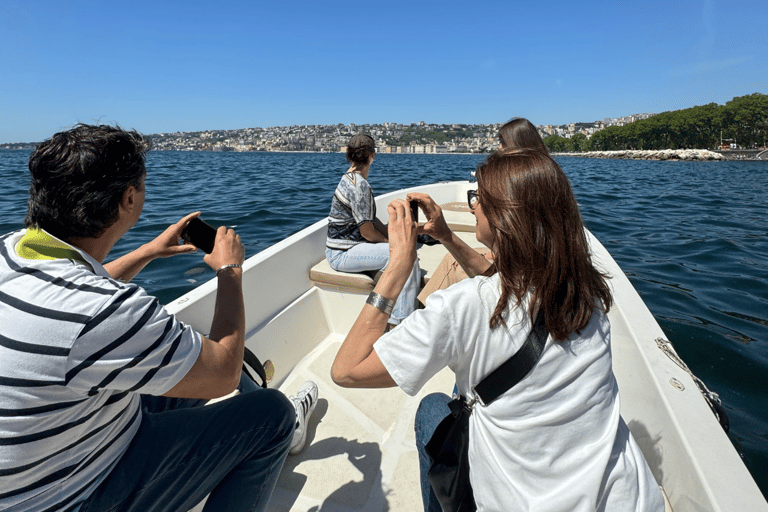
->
[0, 229, 202, 511]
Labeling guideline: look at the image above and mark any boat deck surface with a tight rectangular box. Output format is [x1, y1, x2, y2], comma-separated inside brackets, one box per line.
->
[272, 334, 454, 512]
[268, 207, 478, 511]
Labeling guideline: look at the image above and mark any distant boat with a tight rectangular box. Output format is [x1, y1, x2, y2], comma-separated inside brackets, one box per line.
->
[171, 181, 768, 512]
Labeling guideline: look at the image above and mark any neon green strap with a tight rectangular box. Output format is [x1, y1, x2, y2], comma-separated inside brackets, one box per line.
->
[16, 227, 89, 267]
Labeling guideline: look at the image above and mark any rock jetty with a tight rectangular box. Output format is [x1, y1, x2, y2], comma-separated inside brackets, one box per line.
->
[555, 149, 725, 161]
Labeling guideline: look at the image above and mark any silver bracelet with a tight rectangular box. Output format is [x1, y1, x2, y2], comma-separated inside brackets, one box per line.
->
[216, 263, 242, 275]
[366, 291, 395, 316]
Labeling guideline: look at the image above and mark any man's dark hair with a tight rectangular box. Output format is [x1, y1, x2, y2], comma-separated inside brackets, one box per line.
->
[25, 123, 151, 240]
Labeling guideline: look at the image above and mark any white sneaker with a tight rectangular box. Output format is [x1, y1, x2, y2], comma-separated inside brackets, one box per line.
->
[289, 380, 318, 454]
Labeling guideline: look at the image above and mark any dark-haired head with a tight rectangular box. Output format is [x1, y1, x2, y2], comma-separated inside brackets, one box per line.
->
[345, 134, 375, 166]
[498, 118, 549, 155]
[475, 148, 611, 340]
[25, 124, 151, 240]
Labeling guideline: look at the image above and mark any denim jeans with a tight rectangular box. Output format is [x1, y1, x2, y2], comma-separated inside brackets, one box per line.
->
[326, 244, 421, 324]
[415, 392, 453, 512]
[79, 373, 294, 512]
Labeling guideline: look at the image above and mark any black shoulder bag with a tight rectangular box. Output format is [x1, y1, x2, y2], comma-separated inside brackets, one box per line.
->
[425, 311, 548, 512]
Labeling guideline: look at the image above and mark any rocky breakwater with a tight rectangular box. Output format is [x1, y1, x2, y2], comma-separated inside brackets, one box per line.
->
[564, 149, 725, 161]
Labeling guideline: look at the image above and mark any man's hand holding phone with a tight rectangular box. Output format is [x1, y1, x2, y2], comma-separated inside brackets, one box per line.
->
[181, 217, 217, 254]
[180, 216, 244, 274]
[204, 225, 245, 275]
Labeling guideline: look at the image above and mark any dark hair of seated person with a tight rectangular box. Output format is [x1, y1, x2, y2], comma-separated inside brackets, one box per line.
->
[345, 133, 376, 166]
[25, 123, 151, 240]
[498, 117, 550, 155]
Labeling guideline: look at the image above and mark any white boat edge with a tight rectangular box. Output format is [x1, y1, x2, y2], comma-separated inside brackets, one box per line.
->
[166, 181, 767, 512]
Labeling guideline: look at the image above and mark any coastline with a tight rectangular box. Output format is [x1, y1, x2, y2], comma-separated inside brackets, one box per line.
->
[5, 146, 765, 161]
[552, 148, 768, 161]
[552, 149, 726, 161]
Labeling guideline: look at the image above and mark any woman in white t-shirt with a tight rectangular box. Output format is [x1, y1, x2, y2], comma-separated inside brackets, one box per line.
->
[331, 148, 664, 511]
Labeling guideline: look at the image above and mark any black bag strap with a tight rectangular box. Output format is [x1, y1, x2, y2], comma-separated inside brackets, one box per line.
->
[471, 310, 547, 407]
[242, 346, 268, 389]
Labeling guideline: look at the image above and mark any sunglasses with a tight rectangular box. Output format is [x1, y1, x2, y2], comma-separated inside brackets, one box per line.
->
[467, 190, 479, 209]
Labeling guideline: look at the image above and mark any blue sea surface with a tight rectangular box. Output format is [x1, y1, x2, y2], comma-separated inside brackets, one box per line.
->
[1, 149, 766, 498]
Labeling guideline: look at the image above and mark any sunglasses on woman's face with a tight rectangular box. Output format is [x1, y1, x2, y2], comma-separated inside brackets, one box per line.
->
[467, 190, 479, 209]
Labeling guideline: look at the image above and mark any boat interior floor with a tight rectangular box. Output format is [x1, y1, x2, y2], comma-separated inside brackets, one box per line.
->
[272, 333, 455, 512]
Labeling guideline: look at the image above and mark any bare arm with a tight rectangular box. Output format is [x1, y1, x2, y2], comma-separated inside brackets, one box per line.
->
[104, 212, 199, 282]
[331, 199, 417, 388]
[408, 192, 493, 277]
[163, 226, 246, 399]
[359, 218, 389, 243]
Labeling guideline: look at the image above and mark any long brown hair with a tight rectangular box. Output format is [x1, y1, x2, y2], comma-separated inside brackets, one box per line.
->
[498, 118, 549, 155]
[476, 148, 611, 341]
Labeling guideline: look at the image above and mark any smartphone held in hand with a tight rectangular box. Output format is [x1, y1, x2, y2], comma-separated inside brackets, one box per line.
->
[409, 200, 419, 223]
[181, 217, 217, 254]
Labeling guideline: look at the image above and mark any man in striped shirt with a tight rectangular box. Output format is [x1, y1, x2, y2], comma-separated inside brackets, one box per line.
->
[0, 124, 296, 512]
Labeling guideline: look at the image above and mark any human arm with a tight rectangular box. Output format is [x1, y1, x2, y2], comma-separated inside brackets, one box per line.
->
[104, 212, 200, 282]
[331, 199, 417, 388]
[349, 175, 388, 243]
[407, 192, 494, 278]
[359, 217, 389, 243]
[162, 225, 246, 399]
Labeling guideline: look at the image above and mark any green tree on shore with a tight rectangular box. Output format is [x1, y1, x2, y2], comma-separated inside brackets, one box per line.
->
[555, 93, 767, 152]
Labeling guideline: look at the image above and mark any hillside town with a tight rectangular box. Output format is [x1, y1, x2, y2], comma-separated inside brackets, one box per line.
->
[0, 114, 655, 153]
[146, 114, 655, 153]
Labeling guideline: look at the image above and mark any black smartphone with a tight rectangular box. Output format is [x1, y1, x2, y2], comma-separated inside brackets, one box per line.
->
[409, 200, 419, 223]
[181, 217, 217, 254]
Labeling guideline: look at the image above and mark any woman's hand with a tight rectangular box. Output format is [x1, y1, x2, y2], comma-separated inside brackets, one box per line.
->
[406, 193, 453, 242]
[407, 192, 494, 278]
[386, 199, 418, 275]
[145, 211, 202, 259]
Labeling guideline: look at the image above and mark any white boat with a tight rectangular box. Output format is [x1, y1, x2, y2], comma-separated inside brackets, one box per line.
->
[168, 181, 767, 512]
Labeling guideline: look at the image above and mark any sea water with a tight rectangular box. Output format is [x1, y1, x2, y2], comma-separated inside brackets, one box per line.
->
[1, 149, 766, 498]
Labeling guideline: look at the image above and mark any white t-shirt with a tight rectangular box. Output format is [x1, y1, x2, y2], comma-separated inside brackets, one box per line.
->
[374, 273, 664, 511]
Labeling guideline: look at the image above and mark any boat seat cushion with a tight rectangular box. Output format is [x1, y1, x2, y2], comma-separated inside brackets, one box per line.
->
[309, 258, 380, 292]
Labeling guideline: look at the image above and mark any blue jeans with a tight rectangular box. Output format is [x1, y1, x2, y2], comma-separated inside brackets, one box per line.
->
[79, 373, 294, 512]
[326, 244, 421, 324]
[415, 392, 453, 512]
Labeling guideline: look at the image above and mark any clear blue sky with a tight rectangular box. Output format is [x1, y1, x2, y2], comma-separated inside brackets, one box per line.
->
[1, 0, 765, 143]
